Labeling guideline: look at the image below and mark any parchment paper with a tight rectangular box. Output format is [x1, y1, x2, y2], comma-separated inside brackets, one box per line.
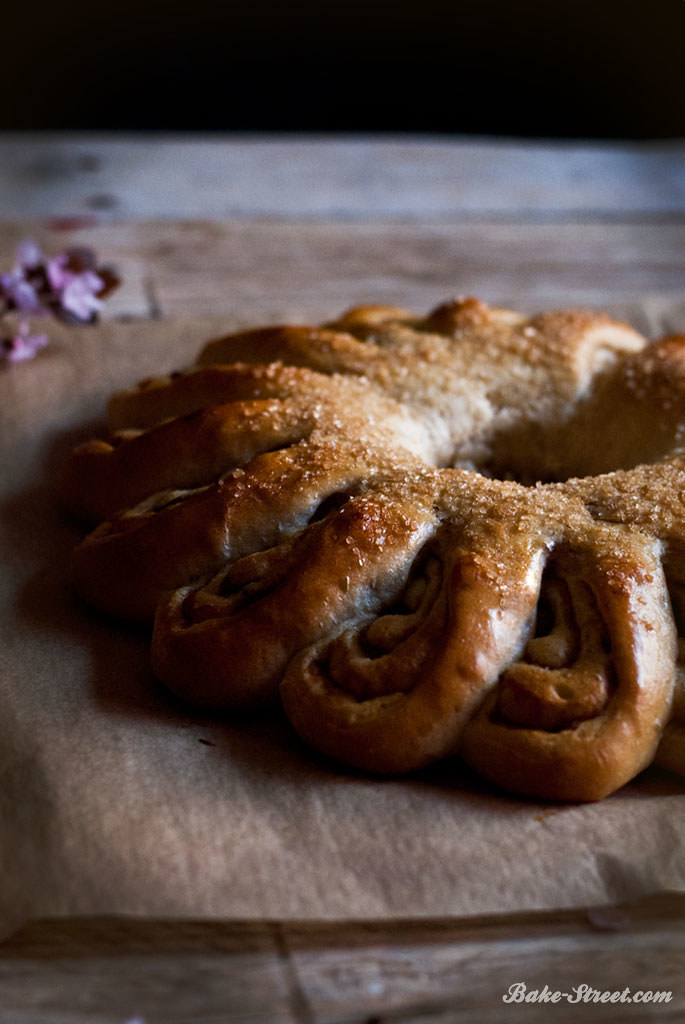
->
[2, 308, 685, 929]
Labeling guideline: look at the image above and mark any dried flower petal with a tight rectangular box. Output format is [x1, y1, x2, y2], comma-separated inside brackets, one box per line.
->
[46, 253, 70, 292]
[0, 320, 49, 364]
[0, 239, 120, 350]
[0, 270, 42, 313]
[59, 272, 104, 322]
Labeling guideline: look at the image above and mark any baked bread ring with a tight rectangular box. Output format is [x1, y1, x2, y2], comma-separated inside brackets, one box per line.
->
[63, 298, 685, 801]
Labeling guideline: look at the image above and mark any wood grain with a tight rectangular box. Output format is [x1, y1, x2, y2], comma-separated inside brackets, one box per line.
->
[0, 136, 684, 220]
[0, 219, 684, 328]
[0, 895, 683, 1023]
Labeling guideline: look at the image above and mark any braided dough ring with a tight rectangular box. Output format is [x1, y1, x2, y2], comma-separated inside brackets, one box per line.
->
[63, 298, 685, 800]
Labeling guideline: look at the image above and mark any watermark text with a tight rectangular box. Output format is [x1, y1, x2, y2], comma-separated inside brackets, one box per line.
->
[503, 982, 672, 1005]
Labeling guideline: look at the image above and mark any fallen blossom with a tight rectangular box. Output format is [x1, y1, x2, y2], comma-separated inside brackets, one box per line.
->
[0, 269, 42, 313]
[0, 321, 49, 364]
[0, 240, 120, 325]
[0, 240, 120, 364]
[60, 270, 104, 322]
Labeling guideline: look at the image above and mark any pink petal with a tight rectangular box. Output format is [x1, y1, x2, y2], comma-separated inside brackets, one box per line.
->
[12, 279, 42, 312]
[15, 239, 43, 271]
[0, 271, 42, 312]
[81, 270, 104, 294]
[60, 275, 103, 320]
[3, 244, 118, 334]
[0, 270, 19, 296]
[46, 253, 71, 291]
[1, 323, 49, 364]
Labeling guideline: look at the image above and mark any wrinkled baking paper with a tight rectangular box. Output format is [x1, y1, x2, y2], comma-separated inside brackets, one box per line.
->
[2, 306, 685, 928]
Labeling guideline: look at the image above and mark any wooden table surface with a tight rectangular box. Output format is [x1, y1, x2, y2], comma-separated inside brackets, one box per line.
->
[1, 134, 685, 1023]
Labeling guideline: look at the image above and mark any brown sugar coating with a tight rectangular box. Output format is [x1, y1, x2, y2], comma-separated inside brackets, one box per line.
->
[62, 298, 685, 801]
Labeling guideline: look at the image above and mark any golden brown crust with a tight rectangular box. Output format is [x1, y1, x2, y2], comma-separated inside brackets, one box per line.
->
[62, 400, 316, 523]
[279, 476, 676, 799]
[152, 481, 437, 709]
[460, 528, 675, 801]
[62, 296, 685, 801]
[489, 337, 685, 482]
[63, 375, 429, 523]
[71, 298, 646, 527]
[71, 440, 430, 623]
[280, 502, 548, 775]
[108, 361, 343, 430]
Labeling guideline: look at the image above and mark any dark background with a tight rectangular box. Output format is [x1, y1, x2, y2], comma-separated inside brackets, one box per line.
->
[5, 0, 685, 137]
